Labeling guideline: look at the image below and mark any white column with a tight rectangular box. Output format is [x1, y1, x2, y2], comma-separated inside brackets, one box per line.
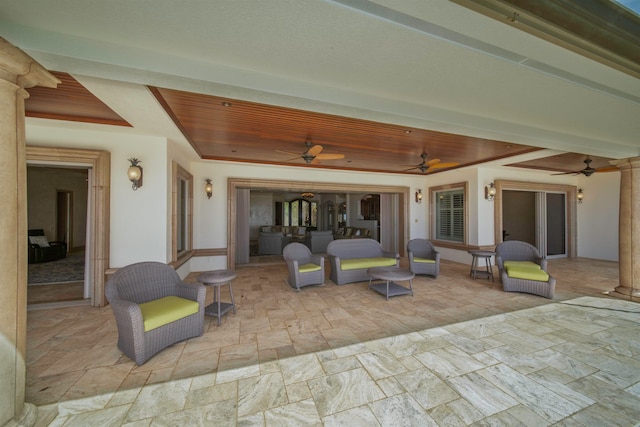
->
[0, 37, 59, 427]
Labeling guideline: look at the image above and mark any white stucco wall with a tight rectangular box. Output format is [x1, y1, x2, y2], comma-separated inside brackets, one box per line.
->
[26, 122, 171, 266]
[23, 121, 621, 274]
[576, 172, 620, 261]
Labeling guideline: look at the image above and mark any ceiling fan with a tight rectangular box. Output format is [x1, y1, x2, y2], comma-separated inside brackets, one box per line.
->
[551, 156, 618, 177]
[276, 140, 345, 164]
[403, 153, 459, 174]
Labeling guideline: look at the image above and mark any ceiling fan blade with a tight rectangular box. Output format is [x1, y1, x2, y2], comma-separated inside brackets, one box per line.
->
[275, 149, 300, 157]
[430, 162, 459, 169]
[595, 166, 619, 173]
[316, 153, 345, 160]
[310, 158, 321, 165]
[307, 144, 323, 156]
[426, 158, 441, 166]
[551, 171, 580, 175]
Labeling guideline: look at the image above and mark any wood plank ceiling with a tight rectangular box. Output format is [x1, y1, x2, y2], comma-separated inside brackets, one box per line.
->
[148, 86, 541, 175]
[24, 72, 615, 176]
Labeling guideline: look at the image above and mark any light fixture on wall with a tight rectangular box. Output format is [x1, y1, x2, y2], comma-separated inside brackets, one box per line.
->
[127, 158, 143, 190]
[415, 189, 423, 204]
[205, 179, 213, 199]
[577, 188, 584, 204]
[485, 182, 496, 201]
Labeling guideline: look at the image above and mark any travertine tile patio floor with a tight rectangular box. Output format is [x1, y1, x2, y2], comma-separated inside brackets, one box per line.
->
[26, 257, 640, 426]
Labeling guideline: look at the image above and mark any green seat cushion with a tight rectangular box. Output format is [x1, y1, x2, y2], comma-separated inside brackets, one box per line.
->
[414, 257, 436, 263]
[139, 296, 200, 332]
[299, 263, 321, 273]
[503, 261, 540, 270]
[341, 257, 396, 270]
[505, 265, 549, 281]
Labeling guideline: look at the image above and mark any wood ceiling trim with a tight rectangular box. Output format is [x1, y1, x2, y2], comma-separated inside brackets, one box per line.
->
[25, 71, 131, 127]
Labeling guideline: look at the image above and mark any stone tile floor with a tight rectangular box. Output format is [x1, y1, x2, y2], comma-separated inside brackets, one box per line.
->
[26, 257, 640, 426]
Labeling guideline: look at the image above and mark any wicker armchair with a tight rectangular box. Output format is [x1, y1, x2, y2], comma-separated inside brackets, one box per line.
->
[495, 241, 556, 299]
[407, 239, 440, 277]
[105, 262, 206, 365]
[283, 242, 325, 290]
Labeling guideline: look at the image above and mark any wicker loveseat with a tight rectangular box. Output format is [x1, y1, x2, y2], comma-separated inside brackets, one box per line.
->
[495, 240, 556, 299]
[327, 238, 399, 285]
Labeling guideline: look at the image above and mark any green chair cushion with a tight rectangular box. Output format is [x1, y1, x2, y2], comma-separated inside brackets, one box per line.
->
[139, 296, 200, 332]
[506, 265, 549, 281]
[299, 263, 321, 273]
[503, 261, 540, 270]
[414, 257, 436, 263]
[341, 257, 397, 270]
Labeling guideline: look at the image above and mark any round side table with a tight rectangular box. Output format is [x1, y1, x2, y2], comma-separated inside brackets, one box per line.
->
[197, 269, 237, 326]
[468, 250, 495, 282]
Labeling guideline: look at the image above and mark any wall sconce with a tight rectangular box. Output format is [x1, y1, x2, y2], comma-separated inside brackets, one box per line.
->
[485, 182, 496, 201]
[205, 179, 213, 199]
[127, 158, 143, 190]
[577, 188, 584, 204]
[415, 189, 423, 204]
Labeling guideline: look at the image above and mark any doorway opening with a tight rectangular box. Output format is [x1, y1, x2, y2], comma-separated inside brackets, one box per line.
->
[26, 146, 111, 307]
[495, 180, 576, 258]
[228, 179, 409, 269]
[27, 166, 89, 306]
[502, 190, 567, 258]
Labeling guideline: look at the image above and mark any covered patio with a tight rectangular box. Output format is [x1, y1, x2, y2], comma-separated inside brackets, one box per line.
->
[26, 256, 640, 425]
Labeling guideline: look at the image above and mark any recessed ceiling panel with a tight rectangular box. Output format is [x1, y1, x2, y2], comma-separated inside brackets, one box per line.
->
[150, 86, 541, 174]
[25, 71, 131, 127]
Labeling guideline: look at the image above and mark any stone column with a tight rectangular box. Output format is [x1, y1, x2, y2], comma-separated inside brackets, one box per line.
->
[0, 37, 59, 427]
[609, 156, 640, 302]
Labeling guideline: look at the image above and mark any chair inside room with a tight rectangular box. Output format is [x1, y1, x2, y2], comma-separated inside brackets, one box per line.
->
[282, 242, 325, 290]
[105, 261, 206, 365]
[28, 228, 67, 264]
[495, 240, 556, 299]
[258, 231, 287, 255]
[309, 230, 334, 254]
[407, 238, 440, 277]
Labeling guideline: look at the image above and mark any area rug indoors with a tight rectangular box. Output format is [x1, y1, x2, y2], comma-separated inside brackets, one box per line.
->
[28, 251, 85, 285]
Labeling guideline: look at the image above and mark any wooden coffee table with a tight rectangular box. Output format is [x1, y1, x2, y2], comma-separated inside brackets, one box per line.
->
[367, 266, 414, 300]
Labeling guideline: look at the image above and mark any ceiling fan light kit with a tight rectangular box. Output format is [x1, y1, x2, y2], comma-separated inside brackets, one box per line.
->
[403, 152, 459, 174]
[276, 140, 345, 165]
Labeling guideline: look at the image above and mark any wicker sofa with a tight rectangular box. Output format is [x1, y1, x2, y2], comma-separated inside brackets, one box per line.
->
[495, 240, 556, 299]
[327, 238, 399, 285]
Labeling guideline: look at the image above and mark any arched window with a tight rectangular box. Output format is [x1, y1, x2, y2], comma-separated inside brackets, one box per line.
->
[284, 198, 318, 228]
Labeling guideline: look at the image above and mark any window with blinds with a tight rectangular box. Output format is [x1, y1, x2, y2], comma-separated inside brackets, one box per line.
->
[436, 189, 464, 242]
